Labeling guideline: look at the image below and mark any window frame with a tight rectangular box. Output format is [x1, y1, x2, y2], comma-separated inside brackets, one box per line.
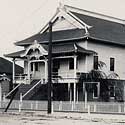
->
[35, 62, 39, 71]
[69, 58, 74, 70]
[30, 62, 33, 72]
[93, 56, 98, 70]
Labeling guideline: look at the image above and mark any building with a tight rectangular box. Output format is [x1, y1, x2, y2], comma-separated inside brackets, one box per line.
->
[0, 57, 23, 101]
[5, 5, 125, 102]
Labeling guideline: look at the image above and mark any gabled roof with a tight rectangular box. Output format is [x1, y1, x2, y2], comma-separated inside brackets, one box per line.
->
[14, 5, 125, 46]
[5, 43, 96, 58]
[0, 57, 23, 75]
[71, 11, 125, 45]
[15, 29, 86, 46]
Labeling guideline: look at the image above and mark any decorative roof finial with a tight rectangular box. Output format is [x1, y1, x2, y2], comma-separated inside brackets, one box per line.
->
[58, 0, 64, 9]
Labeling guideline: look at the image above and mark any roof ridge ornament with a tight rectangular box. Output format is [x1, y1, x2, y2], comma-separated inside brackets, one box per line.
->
[33, 40, 38, 45]
[74, 43, 78, 53]
[84, 27, 90, 37]
[58, 0, 65, 9]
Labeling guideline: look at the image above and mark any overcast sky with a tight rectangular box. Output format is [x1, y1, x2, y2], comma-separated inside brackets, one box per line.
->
[1, 0, 125, 60]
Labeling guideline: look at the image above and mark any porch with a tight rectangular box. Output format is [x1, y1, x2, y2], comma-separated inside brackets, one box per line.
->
[4, 41, 98, 102]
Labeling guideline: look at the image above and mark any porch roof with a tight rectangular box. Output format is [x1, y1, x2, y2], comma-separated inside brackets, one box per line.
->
[5, 43, 96, 58]
[4, 50, 25, 58]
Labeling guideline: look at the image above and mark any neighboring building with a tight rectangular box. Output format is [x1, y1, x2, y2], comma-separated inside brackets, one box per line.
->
[0, 57, 23, 100]
[5, 5, 125, 102]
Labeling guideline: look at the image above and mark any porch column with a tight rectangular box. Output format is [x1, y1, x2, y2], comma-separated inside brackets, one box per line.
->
[28, 60, 30, 83]
[68, 83, 71, 101]
[85, 55, 88, 73]
[76, 85, 79, 102]
[0, 83, 2, 102]
[124, 82, 125, 102]
[73, 55, 77, 103]
[45, 60, 48, 83]
[12, 58, 15, 84]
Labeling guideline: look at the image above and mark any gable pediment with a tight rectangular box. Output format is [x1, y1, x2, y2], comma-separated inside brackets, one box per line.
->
[52, 16, 79, 31]
[40, 5, 92, 34]
[21, 40, 48, 57]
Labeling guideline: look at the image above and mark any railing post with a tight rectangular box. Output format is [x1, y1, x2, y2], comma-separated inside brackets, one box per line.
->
[118, 104, 121, 113]
[3, 93, 6, 102]
[52, 101, 54, 114]
[19, 93, 22, 112]
[71, 101, 74, 111]
[35, 101, 38, 110]
[88, 105, 90, 115]
[85, 89, 87, 109]
[31, 102, 33, 110]
[94, 104, 96, 112]
[59, 101, 62, 111]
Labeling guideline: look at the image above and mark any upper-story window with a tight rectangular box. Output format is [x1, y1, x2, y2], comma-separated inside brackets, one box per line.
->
[110, 57, 115, 71]
[93, 56, 98, 70]
[69, 58, 74, 70]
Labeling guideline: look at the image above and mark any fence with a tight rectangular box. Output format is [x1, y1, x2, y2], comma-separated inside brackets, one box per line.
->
[1, 100, 125, 114]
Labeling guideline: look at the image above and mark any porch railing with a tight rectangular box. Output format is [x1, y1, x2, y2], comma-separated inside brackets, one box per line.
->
[14, 72, 84, 84]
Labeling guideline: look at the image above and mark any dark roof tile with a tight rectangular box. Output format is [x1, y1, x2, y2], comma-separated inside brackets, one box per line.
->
[71, 11, 125, 45]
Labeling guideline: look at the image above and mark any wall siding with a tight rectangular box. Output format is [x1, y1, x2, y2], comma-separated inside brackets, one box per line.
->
[87, 41, 125, 80]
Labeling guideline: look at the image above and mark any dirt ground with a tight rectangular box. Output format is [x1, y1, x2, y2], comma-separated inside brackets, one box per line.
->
[0, 111, 125, 125]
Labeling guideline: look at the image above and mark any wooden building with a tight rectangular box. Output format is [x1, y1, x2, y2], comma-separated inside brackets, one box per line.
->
[5, 5, 125, 102]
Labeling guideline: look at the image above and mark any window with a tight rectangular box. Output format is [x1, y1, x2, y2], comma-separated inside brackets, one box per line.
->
[31, 62, 33, 71]
[69, 58, 74, 70]
[35, 62, 39, 71]
[109, 86, 115, 97]
[110, 58, 115, 71]
[93, 56, 98, 70]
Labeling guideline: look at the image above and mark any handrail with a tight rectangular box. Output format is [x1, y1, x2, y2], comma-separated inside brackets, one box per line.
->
[22, 80, 42, 99]
[5, 83, 22, 98]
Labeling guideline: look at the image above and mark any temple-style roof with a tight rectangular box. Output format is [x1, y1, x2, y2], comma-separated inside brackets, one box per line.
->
[14, 5, 125, 47]
[71, 11, 125, 46]
[15, 29, 86, 46]
[5, 43, 96, 58]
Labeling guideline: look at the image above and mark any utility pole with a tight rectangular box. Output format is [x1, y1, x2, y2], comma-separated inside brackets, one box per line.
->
[47, 22, 52, 114]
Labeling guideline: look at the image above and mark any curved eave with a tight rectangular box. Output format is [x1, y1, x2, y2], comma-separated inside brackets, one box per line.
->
[14, 36, 88, 46]
[4, 50, 25, 58]
[88, 36, 125, 47]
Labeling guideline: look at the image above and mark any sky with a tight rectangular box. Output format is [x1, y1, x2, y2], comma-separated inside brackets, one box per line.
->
[1, 0, 125, 62]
